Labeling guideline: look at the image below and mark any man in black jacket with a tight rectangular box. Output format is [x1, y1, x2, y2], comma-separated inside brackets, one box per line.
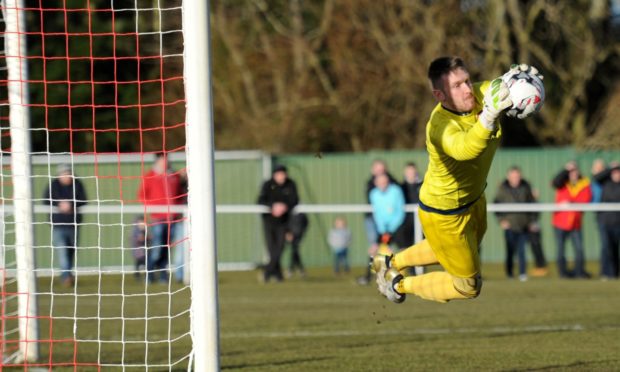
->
[396, 162, 423, 249]
[494, 166, 537, 281]
[43, 164, 88, 287]
[257, 165, 299, 282]
[593, 162, 620, 279]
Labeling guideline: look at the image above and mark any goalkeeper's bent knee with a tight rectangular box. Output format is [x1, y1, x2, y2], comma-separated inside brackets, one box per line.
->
[452, 275, 482, 299]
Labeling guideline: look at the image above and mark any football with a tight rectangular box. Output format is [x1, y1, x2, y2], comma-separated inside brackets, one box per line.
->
[502, 71, 545, 119]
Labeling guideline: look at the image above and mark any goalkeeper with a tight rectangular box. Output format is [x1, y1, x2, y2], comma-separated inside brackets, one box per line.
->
[373, 56, 542, 303]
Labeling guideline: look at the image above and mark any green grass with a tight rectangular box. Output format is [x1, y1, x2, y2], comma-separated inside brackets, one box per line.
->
[3, 263, 620, 371]
[219, 263, 620, 371]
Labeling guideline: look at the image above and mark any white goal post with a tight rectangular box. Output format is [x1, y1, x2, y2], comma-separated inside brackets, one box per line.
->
[1, 0, 219, 370]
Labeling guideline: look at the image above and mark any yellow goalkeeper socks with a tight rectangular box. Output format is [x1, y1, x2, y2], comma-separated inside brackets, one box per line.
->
[399, 272, 468, 303]
[393, 239, 438, 270]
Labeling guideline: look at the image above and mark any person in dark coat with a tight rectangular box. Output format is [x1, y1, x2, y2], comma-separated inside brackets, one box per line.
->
[494, 166, 537, 281]
[395, 162, 423, 249]
[593, 162, 620, 279]
[257, 165, 299, 282]
[43, 163, 88, 287]
[286, 212, 309, 278]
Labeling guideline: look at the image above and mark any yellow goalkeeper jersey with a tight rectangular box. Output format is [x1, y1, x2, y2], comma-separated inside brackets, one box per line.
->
[419, 81, 502, 211]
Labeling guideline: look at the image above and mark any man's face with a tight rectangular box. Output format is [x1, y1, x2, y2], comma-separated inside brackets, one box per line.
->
[371, 161, 386, 176]
[273, 170, 287, 185]
[434, 68, 475, 113]
[404, 166, 418, 182]
[568, 168, 580, 183]
[153, 156, 167, 174]
[507, 169, 522, 187]
[59, 172, 72, 185]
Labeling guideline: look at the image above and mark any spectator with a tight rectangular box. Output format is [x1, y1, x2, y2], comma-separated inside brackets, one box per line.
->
[285, 212, 309, 278]
[358, 159, 398, 285]
[369, 173, 406, 251]
[591, 159, 607, 280]
[551, 161, 593, 279]
[593, 162, 620, 280]
[526, 187, 548, 277]
[591, 159, 606, 203]
[328, 216, 352, 275]
[137, 153, 183, 284]
[172, 167, 189, 283]
[494, 166, 537, 281]
[130, 215, 149, 280]
[257, 165, 299, 283]
[43, 163, 87, 287]
[396, 162, 423, 249]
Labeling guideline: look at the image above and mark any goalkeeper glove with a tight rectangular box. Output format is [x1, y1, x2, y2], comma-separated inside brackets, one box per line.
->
[502, 63, 544, 82]
[479, 78, 512, 130]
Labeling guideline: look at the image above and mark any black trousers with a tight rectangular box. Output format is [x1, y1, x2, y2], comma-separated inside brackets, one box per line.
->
[262, 217, 288, 281]
[528, 230, 547, 268]
[288, 235, 305, 272]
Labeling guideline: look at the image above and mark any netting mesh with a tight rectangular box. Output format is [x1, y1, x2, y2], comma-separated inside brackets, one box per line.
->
[1, 1, 192, 369]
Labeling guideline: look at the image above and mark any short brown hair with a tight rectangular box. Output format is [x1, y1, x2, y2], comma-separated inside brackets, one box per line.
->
[428, 56, 467, 90]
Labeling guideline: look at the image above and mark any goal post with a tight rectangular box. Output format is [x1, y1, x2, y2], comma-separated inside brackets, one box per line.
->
[3, 0, 39, 363]
[182, 0, 220, 370]
[1, 0, 218, 369]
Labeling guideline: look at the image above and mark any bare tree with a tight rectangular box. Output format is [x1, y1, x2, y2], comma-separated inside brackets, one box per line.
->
[210, 0, 620, 152]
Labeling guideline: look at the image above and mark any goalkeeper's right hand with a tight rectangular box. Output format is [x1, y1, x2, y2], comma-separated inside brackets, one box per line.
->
[479, 78, 512, 131]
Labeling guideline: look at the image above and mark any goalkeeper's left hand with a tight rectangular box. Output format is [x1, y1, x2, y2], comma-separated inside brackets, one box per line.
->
[479, 78, 512, 130]
[502, 63, 544, 82]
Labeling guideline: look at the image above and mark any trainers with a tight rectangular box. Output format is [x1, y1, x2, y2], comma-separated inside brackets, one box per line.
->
[384, 268, 406, 303]
[530, 267, 548, 277]
[356, 276, 370, 286]
[370, 254, 392, 296]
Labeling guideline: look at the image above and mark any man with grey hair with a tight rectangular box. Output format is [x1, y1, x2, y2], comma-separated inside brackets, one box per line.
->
[43, 163, 88, 287]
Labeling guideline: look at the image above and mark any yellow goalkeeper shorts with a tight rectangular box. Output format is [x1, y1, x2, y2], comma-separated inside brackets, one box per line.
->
[418, 195, 487, 278]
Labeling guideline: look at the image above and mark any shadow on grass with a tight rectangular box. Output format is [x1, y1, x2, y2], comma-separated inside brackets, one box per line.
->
[223, 356, 334, 370]
[503, 358, 620, 371]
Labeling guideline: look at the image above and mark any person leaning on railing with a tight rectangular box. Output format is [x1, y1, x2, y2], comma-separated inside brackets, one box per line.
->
[551, 161, 592, 279]
[592, 161, 620, 280]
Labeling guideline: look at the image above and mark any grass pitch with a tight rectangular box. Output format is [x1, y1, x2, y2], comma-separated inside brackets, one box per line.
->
[219, 264, 620, 371]
[3, 263, 619, 371]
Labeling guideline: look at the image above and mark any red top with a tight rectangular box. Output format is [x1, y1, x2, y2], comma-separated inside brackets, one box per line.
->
[552, 177, 592, 231]
[137, 169, 182, 221]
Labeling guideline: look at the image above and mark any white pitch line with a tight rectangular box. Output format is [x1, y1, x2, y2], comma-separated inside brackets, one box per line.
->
[221, 324, 620, 339]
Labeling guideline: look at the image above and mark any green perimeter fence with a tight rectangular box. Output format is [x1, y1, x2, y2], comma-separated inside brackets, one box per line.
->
[1, 147, 619, 273]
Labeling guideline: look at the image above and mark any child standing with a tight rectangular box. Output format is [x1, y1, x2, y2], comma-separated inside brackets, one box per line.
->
[131, 216, 149, 279]
[328, 217, 352, 275]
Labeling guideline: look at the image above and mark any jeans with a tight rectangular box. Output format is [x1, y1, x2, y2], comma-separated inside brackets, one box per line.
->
[504, 230, 528, 277]
[333, 248, 349, 273]
[554, 227, 587, 278]
[52, 225, 77, 280]
[147, 220, 178, 283]
[364, 215, 378, 246]
[172, 221, 185, 282]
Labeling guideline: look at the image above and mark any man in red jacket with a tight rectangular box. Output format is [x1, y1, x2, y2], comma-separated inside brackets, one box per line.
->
[551, 161, 592, 278]
[137, 153, 183, 283]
